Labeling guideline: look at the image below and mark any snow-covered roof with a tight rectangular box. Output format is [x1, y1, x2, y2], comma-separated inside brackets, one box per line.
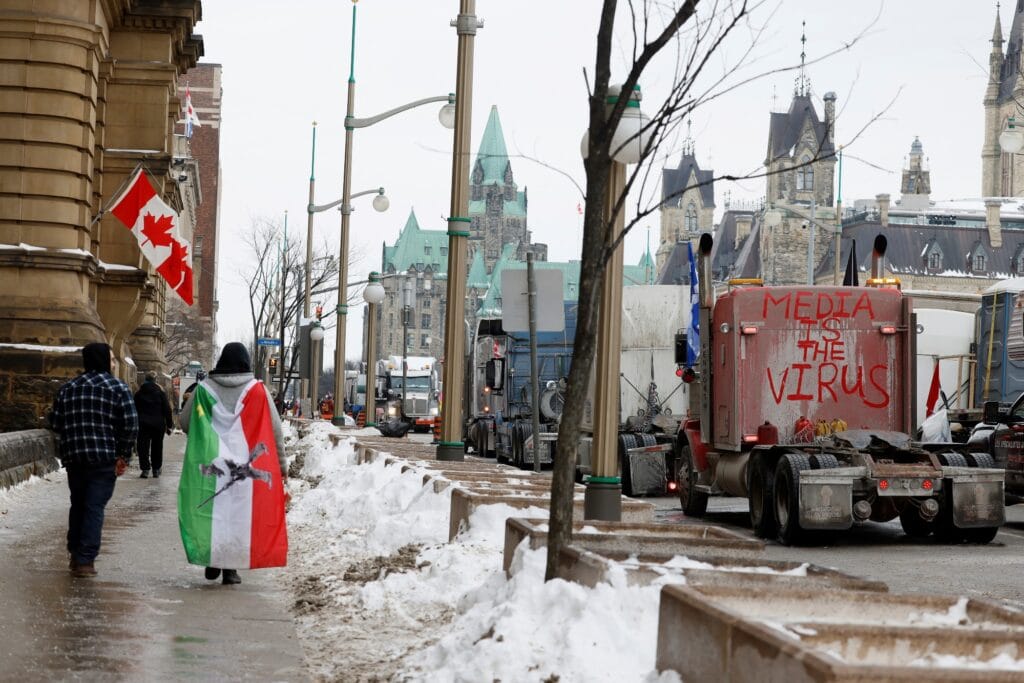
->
[985, 277, 1024, 294]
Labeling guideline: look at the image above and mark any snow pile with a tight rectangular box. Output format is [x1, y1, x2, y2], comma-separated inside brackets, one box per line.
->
[285, 427, 685, 681]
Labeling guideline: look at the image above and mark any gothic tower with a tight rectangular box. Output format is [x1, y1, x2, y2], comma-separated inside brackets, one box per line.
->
[657, 123, 714, 273]
[982, 2, 1024, 197]
[468, 106, 545, 271]
[899, 137, 932, 210]
[760, 23, 837, 286]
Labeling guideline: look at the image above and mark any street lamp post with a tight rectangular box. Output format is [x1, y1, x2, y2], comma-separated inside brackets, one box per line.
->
[331, 1, 456, 426]
[362, 272, 385, 427]
[436, 0, 483, 461]
[582, 84, 651, 521]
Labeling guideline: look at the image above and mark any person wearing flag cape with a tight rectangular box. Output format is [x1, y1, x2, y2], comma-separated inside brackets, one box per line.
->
[179, 342, 288, 585]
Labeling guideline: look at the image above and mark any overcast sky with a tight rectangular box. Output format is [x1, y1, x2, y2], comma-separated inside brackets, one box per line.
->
[196, 0, 1001, 363]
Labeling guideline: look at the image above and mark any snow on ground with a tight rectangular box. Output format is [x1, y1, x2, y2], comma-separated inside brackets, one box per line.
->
[284, 424, 683, 682]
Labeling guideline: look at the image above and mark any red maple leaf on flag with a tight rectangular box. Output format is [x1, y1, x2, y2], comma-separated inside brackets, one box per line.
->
[156, 238, 191, 301]
[140, 212, 176, 248]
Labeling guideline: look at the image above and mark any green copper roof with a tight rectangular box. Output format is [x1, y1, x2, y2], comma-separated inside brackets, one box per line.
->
[381, 209, 448, 273]
[467, 249, 489, 289]
[475, 106, 511, 184]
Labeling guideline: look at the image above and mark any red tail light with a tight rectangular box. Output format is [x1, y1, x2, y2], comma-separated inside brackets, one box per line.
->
[922, 479, 933, 490]
[879, 479, 889, 490]
[880, 325, 896, 335]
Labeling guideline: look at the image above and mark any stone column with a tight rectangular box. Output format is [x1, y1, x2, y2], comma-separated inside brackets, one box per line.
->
[0, 3, 113, 429]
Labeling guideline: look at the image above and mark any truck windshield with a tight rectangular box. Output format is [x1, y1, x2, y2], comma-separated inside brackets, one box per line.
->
[392, 376, 431, 391]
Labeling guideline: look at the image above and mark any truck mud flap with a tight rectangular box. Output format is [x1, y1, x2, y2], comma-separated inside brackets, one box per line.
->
[798, 472, 853, 530]
[625, 444, 671, 496]
[946, 467, 1006, 528]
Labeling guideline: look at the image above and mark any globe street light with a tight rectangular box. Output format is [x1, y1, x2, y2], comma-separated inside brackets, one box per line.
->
[332, 0, 456, 426]
[436, 0, 484, 461]
[580, 83, 651, 521]
[309, 321, 325, 417]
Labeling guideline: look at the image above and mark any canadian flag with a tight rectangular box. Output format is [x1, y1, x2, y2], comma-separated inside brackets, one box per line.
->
[925, 360, 942, 418]
[108, 168, 194, 305]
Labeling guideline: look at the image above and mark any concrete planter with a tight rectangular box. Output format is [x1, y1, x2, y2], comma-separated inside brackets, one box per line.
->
[450, 487, 655, 542]
[657, 583, 1024, 682]
[503, 517, 763, 574]
[553, 545, 886, 591]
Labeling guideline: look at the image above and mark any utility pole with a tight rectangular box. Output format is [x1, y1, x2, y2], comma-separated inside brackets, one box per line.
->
[527, 252, 541, 473]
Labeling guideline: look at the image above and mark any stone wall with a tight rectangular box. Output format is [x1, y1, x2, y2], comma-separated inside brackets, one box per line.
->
[0, 429, 59, 489]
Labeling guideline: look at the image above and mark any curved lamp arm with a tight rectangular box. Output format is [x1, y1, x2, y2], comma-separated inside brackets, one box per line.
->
[346, 94, 454, 129]
[309, 187, 385, 214]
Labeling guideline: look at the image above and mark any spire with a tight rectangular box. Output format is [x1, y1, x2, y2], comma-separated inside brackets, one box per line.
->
[994, 3, 1004, 50]
[475, 105, 511, 184]
[681, 118, 694, 156]
[401, 207, 420, 234]
[794, 20, 811, 97]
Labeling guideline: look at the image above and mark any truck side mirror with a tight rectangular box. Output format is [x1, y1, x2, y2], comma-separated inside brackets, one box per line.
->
[674, 330, 687, 366]
[983, 401, 1001, 424]
[485, 358, 505, 391]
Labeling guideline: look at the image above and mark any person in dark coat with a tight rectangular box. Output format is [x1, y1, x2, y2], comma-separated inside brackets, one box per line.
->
[49, 342, 138, 578]
[133, 371, 173, 478]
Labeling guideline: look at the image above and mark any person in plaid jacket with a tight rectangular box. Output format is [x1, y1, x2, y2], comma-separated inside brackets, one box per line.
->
[49, 342, 138, 577]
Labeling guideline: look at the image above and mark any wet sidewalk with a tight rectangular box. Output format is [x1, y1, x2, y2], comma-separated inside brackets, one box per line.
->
[0, 434, 304, 681]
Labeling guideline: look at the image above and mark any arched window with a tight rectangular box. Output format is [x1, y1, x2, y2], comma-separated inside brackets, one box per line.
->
[974, 253, 986, 272]
[928, 251, 941, 270]
[684, 202, 697, 232]
[796, 155, 814, 191]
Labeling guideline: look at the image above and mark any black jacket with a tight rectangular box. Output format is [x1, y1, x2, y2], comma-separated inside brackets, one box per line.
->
[133, 380, 172, 431]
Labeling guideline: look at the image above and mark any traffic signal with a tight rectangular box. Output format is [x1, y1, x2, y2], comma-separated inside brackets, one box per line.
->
[269, 356, 278, 370]
[315, 304, 323, 320]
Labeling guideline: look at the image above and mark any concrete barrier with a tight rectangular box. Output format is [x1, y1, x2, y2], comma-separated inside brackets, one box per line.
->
[553, 545, 886, 592]
[656, 583, 1024, 682]
[0, 429, 59, 489]
[503, 517, 763, 573]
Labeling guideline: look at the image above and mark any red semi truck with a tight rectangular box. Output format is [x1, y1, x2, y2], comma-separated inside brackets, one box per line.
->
[676, 234, 1005, 545]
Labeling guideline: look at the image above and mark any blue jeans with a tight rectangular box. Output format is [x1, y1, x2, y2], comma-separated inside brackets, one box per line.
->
[66, 463, 117, 565]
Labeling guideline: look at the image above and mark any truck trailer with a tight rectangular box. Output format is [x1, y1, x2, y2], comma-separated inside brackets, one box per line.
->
[678, 233, 1005, 545]
[466, 286, 690, 495]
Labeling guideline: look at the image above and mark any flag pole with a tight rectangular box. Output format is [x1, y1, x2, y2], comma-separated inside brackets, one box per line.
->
[88, 161, 146, 227]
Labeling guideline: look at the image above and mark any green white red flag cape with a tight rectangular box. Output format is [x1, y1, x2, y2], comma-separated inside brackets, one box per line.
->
[178, 379, 288, 569]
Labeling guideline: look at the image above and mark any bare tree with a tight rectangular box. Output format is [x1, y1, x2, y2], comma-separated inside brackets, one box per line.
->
[545, 0, 881, 580]
[239, 216, 363, 398]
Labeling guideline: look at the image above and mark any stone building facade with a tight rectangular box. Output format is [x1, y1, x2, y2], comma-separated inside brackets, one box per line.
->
[0, 1, 203, 430]
[166, 63, 222, 371]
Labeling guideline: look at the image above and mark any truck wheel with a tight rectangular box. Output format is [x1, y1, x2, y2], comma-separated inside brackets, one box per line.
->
[748, 453, 777, 539]
[809, 453, 839, 470]
[676, 444, 708, 516]
[966, 452, 995, 469]
[939, 452, 968, 468]
[898, 504, 935, 538]
[774, 452, 812, 546]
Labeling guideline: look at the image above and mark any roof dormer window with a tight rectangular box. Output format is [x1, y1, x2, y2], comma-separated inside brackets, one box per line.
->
[927, 250, 942, 271]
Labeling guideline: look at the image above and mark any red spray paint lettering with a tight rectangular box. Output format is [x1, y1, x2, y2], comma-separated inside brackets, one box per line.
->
[763, 291, 890, 409]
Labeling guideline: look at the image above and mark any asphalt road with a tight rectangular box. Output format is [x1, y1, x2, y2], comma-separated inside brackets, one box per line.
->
[652, 494, 1024, 609]
[0, 434, 304, 681]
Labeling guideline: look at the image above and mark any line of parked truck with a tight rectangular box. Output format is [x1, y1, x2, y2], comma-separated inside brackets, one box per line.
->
[462, 233, 1011, 545]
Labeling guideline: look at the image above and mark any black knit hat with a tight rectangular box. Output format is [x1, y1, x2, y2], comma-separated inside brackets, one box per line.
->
[210, 342, 252, 375]
[82, 342, 111, 374]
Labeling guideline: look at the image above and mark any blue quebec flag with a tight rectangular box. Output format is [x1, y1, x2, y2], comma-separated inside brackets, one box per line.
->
[686, 241, 700, 367]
